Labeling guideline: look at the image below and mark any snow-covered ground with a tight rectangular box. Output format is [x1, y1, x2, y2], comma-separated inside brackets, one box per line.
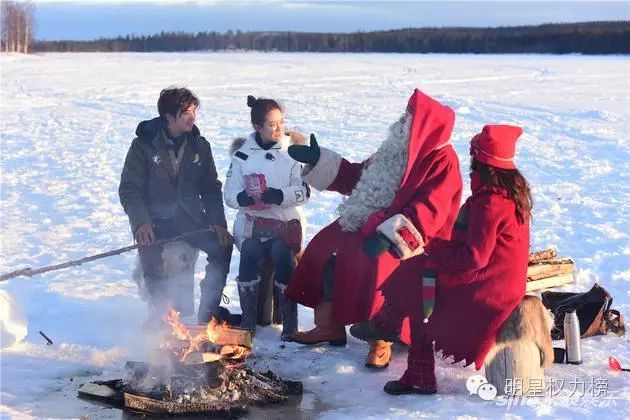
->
[1, 52, 628, 419]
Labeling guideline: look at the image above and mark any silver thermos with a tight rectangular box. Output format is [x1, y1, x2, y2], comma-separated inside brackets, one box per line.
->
[564, 310, 582, 364]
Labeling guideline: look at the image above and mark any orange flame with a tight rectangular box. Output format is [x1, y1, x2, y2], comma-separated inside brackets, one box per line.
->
[162, 304, 231, 362]
[206, 317, 230, 343]
[163, 304, 191, 341]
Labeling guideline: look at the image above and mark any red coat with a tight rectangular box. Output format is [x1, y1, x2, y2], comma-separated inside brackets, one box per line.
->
[286, 90, 463, 326]
[380, 182, 529, 369]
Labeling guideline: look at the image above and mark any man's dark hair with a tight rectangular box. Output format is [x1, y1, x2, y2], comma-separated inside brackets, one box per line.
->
[158, 87, 200, 120]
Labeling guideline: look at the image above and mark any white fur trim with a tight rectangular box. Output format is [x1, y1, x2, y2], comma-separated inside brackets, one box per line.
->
[376, 214, 425, 260]
[302, 146, 342, 191]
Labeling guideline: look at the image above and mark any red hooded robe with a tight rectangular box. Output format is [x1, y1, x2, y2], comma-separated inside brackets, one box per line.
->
[285, 89, 463, 328]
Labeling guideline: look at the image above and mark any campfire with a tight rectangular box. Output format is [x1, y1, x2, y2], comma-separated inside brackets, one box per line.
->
[78, 305, 302, 416]
[162, 305, 251, 366]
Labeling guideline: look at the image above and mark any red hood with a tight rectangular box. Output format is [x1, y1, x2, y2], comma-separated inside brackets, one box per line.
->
[402, 89, 455, 186]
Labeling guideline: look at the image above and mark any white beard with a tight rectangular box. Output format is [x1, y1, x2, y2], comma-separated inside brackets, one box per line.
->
[337, 116, 411, 232]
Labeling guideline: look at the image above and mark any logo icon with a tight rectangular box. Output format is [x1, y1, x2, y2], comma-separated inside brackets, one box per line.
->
[466, 374, 497, 401]
[477, 383, 498, 401]
[466, 375, 488, 395]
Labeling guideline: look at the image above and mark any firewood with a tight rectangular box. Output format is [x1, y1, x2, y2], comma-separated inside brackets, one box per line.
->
[80, 362, 302, 415]
[527, 259, 574, 281]
[124, 392, 247, 415]
[165, 326, 252, 351]
[215, 327, 252, 348]
[526, 274, 574, 292]
[528, 248, 557, 264]
[78, 382, 117, 398]
[181, 351, 223, 365]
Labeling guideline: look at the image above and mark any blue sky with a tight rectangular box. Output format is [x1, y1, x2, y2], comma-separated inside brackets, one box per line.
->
[33, 1, 630, 40]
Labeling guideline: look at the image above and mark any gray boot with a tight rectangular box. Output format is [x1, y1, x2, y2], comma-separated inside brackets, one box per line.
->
[276, 283, 297, 341]
[238, 276, 260, 333]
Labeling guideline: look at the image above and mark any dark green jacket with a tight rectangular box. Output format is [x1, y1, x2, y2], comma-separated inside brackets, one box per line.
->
[119, 117, 227, 233]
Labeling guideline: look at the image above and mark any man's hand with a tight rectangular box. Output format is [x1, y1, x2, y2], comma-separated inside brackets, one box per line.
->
[237, 190, 255, 207]
[135, 222, 155, 245]
[363, 233, 392, 259]
[210, 225, 233, 248]
[261, 187, 283, 205]
[288, 133, 320, 166]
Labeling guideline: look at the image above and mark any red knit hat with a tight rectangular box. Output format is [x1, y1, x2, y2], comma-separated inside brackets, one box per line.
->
[470, 125, 523, 170]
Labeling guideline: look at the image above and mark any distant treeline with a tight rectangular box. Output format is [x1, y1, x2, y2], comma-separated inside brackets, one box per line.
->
[34, 21, 630, 54]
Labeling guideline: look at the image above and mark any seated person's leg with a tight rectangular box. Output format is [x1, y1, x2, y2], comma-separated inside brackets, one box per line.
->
[384, 314, 436, 395]
[321, 254, 336, 301]
[269, 238, 297, 341]
[237, 238, 264, 332]
[138, 242, 168, 327]
[292, 254, 347, 346]
[184, 225, 233, 324]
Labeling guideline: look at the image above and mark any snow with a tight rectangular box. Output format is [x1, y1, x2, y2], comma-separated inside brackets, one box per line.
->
[1, 52, 629, 419]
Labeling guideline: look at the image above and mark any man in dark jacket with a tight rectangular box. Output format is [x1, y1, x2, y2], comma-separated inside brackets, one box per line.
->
[119, 87, 233, 326]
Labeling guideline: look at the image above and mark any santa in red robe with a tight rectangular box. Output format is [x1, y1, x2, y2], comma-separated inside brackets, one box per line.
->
[285, 89, 463, 346]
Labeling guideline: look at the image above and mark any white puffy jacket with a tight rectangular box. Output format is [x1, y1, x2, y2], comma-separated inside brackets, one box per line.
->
[224, 133, 309, 249]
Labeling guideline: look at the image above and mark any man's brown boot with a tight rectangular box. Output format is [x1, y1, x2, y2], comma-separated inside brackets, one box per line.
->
[292, 302, 347, 346]
[365, 340, 392, 369]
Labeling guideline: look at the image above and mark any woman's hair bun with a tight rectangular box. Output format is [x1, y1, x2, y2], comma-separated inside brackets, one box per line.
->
[247, 95, 257, 108]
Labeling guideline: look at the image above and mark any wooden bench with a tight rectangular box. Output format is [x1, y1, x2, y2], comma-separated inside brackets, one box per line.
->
[256, 252, 301, 326]
[484, 295, 554, 396]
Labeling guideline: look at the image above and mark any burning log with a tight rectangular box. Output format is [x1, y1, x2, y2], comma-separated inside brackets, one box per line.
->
[124, 392, 247, 416]
[78, 362, 303, 416]
[161, 305, 252, 364]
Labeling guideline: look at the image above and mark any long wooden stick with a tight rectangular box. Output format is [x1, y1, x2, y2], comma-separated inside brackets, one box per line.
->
[0, 228, 212, 282]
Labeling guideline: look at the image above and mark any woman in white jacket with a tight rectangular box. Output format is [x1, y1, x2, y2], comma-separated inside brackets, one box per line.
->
[224, 96, 309, 340]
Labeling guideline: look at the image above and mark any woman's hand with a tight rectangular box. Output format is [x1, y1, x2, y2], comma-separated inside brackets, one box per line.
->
[261, 187, 284, 205]
[237, 190, 255, 207]
[288, 133, 320, 165]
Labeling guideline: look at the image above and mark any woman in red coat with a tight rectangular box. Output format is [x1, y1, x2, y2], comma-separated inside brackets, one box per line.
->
[374, 124, 532, 395]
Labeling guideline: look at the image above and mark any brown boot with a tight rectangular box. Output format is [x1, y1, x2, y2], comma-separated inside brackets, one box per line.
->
[291, 302, 347, 346]
[365, 340, 392, 369]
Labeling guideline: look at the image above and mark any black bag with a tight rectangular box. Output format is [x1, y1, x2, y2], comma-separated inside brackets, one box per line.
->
[541, 283, 625, 340]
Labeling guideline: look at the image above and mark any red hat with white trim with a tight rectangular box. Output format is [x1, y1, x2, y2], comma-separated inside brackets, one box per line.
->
[469, 124, 523, 170]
